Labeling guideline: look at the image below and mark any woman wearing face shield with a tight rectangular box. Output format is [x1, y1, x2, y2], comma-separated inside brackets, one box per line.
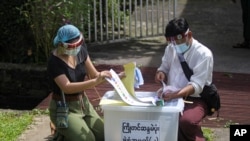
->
[47, 24, 115, 141]
[155, 18, 214, 141]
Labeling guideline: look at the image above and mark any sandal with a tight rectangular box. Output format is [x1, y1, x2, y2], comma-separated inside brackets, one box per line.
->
[232, 42, 250, 49]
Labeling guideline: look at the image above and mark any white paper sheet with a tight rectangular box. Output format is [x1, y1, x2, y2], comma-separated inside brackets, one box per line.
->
[105, 69, 155, 106]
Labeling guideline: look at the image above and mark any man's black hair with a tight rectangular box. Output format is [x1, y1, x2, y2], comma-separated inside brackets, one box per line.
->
[164, 17, 189, 38]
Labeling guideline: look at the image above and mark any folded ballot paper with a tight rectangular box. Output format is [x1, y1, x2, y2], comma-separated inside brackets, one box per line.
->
[100, 62, 162, 106]
[99, 62, 185, 108]
[121, 62, 144, 97]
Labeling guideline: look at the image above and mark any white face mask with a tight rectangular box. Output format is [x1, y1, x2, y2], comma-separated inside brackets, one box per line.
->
[64, 45, 81, 56]
[174, 42, 189, 54]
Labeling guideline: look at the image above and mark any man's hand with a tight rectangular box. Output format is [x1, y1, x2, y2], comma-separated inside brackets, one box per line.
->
[161, 92, 176, 101]
[155, 71, 166, 83]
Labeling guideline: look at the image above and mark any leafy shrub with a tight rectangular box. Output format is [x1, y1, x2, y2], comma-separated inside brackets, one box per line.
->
[0, 0, 35, 63]
[18, 0, 89, 63]
[1, 0, 129, 64]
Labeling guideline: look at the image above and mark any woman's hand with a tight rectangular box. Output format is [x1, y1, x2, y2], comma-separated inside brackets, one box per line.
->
[96, 70, 112, 84]
[118, 71, 126, 79]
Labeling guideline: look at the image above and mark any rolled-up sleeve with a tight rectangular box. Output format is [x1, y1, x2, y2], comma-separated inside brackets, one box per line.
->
[188, 53, 213, 97]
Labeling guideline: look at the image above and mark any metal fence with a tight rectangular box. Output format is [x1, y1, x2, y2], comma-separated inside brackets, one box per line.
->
[85, 0, 176, 44]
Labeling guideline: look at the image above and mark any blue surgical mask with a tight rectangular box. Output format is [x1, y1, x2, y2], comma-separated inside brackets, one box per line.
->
[174, 43, 189, 54]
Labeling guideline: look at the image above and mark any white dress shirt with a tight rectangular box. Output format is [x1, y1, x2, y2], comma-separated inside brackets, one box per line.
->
[158, 38, 214, 97]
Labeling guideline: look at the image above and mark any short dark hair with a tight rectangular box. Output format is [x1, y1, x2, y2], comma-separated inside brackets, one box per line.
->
[164, 17, 189, 38]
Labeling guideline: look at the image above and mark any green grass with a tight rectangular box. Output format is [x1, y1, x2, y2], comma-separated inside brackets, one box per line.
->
[203, 127, 215, 141]
[0, 111, 33, 141]
[0, 109, 49, 141]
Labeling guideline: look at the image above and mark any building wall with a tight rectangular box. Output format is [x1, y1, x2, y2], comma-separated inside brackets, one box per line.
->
[0, 63, 49, 110]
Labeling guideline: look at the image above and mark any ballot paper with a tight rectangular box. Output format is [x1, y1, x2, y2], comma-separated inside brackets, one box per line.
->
[157, 81, 180, 99]
[105, 69, 155, 106]
[121, 62, 136, 97]
[101, 62, 182, 107]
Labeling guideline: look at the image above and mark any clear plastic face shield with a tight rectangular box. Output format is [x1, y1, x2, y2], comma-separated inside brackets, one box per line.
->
[62, 34, 84, 56]
[166, 29, 190, 54]
[166, 29, 189, 45]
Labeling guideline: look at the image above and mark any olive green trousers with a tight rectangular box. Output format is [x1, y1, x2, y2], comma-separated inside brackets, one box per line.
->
[49, 94, 104, 141]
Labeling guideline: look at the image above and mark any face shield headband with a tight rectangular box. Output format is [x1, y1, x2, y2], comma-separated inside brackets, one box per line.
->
[62, 34, 84, 49]
[166, 29, 189, 45]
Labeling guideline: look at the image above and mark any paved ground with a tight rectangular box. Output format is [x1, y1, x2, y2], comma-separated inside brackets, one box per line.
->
[16, 0, 250, 141]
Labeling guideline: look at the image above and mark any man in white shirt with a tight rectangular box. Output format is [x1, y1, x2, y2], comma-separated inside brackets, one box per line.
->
[155, 17, 214, 141]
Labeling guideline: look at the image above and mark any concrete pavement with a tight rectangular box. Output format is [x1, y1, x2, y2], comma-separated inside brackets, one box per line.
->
[17, 115, 52, 141]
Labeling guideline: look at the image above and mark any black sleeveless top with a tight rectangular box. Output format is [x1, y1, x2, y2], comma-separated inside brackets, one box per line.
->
[47, 43, 88, 96]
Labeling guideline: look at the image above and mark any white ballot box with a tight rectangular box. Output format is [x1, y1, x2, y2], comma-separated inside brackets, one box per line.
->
[101, 91, 184, 141]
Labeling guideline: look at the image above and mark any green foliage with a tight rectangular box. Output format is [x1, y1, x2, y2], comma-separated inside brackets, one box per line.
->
[0, 0, 34, 63]
[105, 0, 128, 29]
[224, 120, 238, 128]
[18, 0, 89, 63]
[202, 127, 215, 141]
[1, 0, 129, 64]
[0, 111, 34, 141]
[31, 108, 49, 115]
